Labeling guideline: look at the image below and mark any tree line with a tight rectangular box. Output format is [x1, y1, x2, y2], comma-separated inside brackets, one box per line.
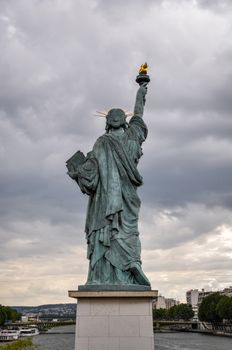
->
[0, 305, 20, 326]
[153, 303, 194, 321]
[198, 293, 232, 322]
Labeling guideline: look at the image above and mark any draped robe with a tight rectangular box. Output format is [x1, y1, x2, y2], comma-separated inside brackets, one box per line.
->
[76, 116, 149, 285]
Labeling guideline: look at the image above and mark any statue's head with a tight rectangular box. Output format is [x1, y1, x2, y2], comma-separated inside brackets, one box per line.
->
[105, 108, 127, 132]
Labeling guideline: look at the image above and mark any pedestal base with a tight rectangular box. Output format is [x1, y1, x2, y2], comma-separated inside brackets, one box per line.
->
[69, 290, 157, 350]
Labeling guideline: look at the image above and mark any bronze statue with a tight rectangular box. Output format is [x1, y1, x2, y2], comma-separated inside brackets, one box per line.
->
[67, 65, 151, 290]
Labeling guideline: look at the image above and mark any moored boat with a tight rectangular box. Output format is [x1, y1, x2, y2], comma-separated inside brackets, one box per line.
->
[19, 327, 40, 337]
[0, 329, 20, 342]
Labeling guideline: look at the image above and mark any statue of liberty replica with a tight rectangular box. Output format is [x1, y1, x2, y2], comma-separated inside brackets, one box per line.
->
[67, 64, 151, 290]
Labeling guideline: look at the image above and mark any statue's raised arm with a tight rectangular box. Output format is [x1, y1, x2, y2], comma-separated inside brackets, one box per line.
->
[134, 62, 150, 117]
[133, 83, 148, 118]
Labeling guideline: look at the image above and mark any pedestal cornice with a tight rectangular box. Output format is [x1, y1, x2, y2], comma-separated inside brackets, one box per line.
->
[69, 290, 158, 299]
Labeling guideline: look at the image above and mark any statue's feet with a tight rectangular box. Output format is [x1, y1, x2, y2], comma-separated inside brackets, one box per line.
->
[130, 262, 151, 286]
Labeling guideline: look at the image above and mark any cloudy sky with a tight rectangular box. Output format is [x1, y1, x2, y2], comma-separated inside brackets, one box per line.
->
[1, 0, 232, 306]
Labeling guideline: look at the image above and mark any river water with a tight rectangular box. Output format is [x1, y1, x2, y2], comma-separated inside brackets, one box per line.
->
[33, 325, 232, 350]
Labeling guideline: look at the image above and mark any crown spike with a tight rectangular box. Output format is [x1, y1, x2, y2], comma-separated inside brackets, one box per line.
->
[95, 109, 133, 118]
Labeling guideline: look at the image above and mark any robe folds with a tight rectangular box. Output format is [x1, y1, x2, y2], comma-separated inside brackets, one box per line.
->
[77, 116, 148, 285]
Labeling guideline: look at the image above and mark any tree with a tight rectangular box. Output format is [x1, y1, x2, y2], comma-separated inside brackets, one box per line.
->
[0, 306, 6, 326]
[198, 293, 224, 322]
[167, 306, 175, 320]
[178, 304, 194, 320]
[0, 305, 20, 325]
[153, 308, 167, 320]
[172, 304, 194, 321]
[216, 296, 232, 321]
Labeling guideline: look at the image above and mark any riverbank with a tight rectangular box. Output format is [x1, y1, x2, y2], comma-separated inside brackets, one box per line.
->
[0, 338, 34, 350]
[154, 321, 232, 338]
[166, 328, 232, 338]
[196, 329, 232, 337]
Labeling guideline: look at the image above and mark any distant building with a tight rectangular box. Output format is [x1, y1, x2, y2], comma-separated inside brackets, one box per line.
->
[155, 296, 166, 309]
[186, 289, 199, 320]
[186, 289, 199, 307]
[21, 313, 39, 323]
[15, 303, 76, 322]
[198, 289, 214, 305]
[21, 316, 28, 323]
[186, 288, 215, 320]
[186, 286, 232, 320]
[165, 298, 179, 309]
[153, 295, 179, 310]
[221, 286, 232, 297]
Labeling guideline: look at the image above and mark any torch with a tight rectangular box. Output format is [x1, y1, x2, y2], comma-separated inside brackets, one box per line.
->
[136, 62, 150, 86]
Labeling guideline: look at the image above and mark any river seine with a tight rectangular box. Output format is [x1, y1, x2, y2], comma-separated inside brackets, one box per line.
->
[33, 325, 232, 350]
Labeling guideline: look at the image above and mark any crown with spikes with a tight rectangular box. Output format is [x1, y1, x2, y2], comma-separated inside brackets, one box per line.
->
[95, 109, 133, 118]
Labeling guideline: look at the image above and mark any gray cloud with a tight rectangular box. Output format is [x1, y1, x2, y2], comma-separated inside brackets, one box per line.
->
[0, 0, 231, 304]
[197, 0, 232, 11]
[140, 204, 232, 249]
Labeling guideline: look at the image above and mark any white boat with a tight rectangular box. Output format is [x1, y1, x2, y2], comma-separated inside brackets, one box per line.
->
[19, 327, 40, 337]
[0, 329, 20, 342]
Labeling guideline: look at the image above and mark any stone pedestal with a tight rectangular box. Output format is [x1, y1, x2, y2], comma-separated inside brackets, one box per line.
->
[69, 290, 157, 350]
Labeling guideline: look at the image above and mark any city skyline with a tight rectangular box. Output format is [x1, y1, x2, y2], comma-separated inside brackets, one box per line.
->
[0, 0, 232, 305]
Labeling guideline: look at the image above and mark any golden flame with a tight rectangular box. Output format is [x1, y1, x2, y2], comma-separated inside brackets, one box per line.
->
[139, 62, 148, 74]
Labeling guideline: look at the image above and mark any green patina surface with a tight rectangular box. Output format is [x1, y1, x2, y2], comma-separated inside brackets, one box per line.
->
[67, 77, 151, 290]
